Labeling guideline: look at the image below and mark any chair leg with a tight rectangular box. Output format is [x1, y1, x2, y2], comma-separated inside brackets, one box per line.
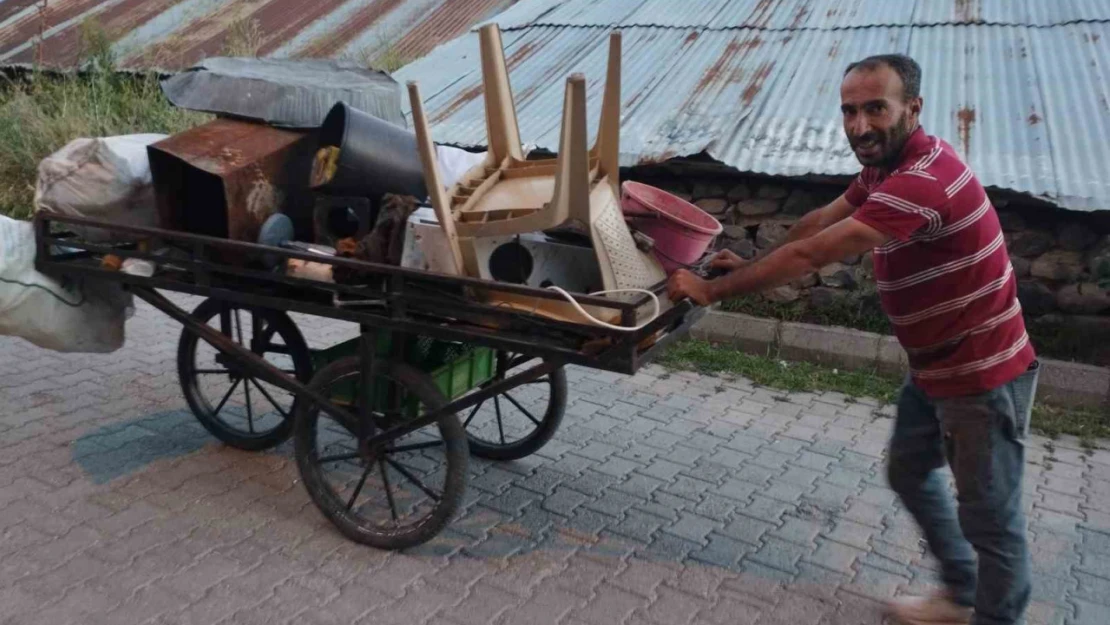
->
[407, 80, 466, 277]
[479, 23, 525, 164]
[590, 30, 622, 195]
[550, 74, 591, 225]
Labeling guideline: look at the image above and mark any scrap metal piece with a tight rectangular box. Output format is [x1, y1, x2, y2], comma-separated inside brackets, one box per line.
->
[332, 193, 419, 286]
[147, 118, 318, 245]
[160, 57, 405, 129]
[313, 195, 376, 247]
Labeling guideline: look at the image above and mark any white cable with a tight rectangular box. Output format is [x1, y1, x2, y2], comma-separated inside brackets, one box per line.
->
[544, 285, 661, 331]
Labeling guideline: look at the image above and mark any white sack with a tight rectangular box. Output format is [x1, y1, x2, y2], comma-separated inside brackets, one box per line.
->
[435, 144, 487, 189]
[33, 134, 167, 241]
[0, 215, 131, 353]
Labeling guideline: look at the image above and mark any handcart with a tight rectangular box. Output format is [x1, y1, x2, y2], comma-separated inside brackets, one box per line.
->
[33, 211, 707, 550]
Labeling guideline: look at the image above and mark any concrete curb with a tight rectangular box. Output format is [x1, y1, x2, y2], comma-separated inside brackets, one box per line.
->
[691, 308, 1110, 410]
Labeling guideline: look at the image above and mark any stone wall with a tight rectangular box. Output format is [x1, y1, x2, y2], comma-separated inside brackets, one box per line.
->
[622, 162, 1110, 329]
[1004, 210, 1110, 316]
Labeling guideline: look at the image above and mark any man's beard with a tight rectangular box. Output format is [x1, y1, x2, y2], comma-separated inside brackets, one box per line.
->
[849, 112, 914, 169]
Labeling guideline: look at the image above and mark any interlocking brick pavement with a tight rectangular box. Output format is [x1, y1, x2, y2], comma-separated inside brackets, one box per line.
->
[1, 294, 1107, 625]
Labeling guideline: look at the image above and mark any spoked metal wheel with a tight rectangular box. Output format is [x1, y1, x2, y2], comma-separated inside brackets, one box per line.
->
[461, 352, 566, 461]
[293, 357, 468, 550]
[176, 298, 313, 451]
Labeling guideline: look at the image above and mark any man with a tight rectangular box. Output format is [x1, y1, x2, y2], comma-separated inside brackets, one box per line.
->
[667, 54, 1039, 625]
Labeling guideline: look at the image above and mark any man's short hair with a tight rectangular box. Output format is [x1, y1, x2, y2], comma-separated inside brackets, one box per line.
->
[844, 54, 922, 101]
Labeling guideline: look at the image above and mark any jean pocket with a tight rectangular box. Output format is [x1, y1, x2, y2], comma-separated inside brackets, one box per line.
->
[1008, 361, 1040, 440]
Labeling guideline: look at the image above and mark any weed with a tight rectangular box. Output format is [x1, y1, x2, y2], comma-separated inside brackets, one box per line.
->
[76, 18, 115, 70]
[657, 339, 901, 404]
[721, 292, 1109, 367]
[659, 339, 1110, 442]
[373, 45, 409, 73]
[357, 26, 411, 73]
[222, 18, 264, 57]
[0, 23, 209, 219]
[1031, 403, 1110, 442]
[721, 289, 891, 335]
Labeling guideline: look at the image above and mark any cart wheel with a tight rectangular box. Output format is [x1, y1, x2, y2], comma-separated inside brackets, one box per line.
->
[177, 298, 313, 451]
[294, 357, 468, 550]
[463, 352, 567, 461]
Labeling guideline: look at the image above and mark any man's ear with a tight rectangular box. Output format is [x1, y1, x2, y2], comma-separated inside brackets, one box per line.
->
[910, 96, 923, 117]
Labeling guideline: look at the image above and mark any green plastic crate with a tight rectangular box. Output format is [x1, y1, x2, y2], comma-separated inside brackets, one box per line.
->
[309, 332, 496, 417]
[430, 345, 495, 401]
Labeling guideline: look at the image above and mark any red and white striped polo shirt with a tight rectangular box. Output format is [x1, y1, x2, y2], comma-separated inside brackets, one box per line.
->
[845, 125, 1035, 398]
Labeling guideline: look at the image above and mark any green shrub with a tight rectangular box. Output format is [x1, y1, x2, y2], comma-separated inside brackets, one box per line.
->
[0, 24, 208, 219]
[721, 289, 891, 335]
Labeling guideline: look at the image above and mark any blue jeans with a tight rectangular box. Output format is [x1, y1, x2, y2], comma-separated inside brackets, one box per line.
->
[886, 361, 1040, 625]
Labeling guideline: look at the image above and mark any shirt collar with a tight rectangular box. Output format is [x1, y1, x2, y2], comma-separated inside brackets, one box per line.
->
[896, 125, 931, 169]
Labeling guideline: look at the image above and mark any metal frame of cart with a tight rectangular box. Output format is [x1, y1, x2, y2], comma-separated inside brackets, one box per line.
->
[34, 212, 706, 550]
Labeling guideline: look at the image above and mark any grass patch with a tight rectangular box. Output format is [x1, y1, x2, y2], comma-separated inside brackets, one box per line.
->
[659, 338, 1109, 444]
[222, 17, 264, 57]
[1024, 316, 1110, 368]
[358, 26, 412, 73]
[721, 292, 892, 335]
[372, 44, 410, 74]
[0, 25, 209, 219]
[721, 292, 1109, 367]
[1031, 403, 1110, 443]
[720, 293, 806, 323]
[658, 339, 902, 404]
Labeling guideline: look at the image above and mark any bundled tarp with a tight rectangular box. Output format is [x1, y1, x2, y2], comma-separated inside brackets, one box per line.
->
[34, 134, 167, 242]
[6, 133, 167, 353]
[160, 57, 406, 129]
[0, 215, 131, 353]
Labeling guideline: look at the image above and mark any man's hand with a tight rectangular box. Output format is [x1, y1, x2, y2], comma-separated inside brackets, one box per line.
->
[667, 269, 716, 306]
[708, 249, 748, 273]
[670, 217, 890, 305]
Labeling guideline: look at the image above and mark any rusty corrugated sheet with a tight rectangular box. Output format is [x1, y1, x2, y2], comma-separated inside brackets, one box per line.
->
[486, 0, 1110, 30]
[5, 0, 1109, 213]
[158, 56, 406, 128]
[0, 0, 524, 71]
[396, 0, 1110, 211]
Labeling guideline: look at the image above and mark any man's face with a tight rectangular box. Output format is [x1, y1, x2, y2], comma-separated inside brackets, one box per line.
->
[840, 64, 922, 168]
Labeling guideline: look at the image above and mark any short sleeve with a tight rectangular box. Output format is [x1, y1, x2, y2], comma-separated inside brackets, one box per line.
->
[851, 173, 946, 242]
[844, 171, 872, 208]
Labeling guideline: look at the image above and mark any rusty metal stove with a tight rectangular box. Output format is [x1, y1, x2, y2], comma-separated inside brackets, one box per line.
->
[147, 118, 319, 248]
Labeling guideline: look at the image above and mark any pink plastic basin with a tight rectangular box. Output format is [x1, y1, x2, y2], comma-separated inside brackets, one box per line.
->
[620, 180, 723, 273]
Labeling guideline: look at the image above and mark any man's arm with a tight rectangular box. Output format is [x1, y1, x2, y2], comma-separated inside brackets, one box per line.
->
[668, 217, 890, 305]
[753, 193, 859, 259]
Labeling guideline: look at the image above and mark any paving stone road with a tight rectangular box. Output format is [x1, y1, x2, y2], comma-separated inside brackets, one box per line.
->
[1, 294, 1107, 625]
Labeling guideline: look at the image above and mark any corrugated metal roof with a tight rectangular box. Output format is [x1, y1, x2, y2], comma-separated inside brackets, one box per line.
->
[395, 0, 1110, 211]
[0, 0, 523, 71]
[4, 0, 1107, 211]
[484, 0, 1110, 30]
